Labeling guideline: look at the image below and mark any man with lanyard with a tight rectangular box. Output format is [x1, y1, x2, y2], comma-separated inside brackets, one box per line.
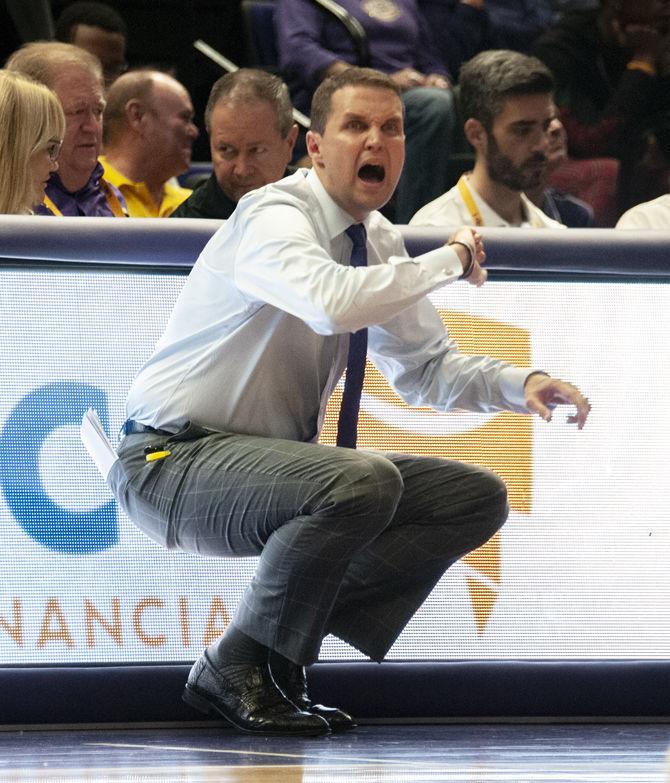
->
[411, 49, 565, 229]
[6, 42, 127, 217]
[110, 68, 589, 736]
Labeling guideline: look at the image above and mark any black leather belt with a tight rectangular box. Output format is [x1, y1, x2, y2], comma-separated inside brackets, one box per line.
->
[122, 419, 174, 437]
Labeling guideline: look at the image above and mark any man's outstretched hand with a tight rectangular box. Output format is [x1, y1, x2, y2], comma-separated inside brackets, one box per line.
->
[524, 373, 591, 429]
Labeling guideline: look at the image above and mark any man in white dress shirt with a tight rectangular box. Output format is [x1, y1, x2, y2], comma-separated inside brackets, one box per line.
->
[616, 124, 670, 229]
[411, 50, 565, 229]
[616, 194, 670, 228]
[111, 68, 590, 736]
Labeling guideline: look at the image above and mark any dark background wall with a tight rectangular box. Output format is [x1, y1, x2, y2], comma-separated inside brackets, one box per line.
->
[2, 1, 249, 160]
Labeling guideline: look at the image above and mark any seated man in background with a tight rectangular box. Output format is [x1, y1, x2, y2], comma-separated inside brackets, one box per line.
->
[411, 50, 565, 228]
[54, 1, 128, 89]
[6, 41, 126, 217]
[525, 117, 594, 227]
[616, 119, 670, 228]
[100, 70, 198, 217]
[172, 69, 297, 220]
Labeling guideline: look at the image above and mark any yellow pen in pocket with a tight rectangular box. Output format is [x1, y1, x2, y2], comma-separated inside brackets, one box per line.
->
[145, 449, 171, 462]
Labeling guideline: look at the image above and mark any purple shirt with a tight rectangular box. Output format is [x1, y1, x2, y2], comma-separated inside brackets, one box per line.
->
[276, 0, 448, 112]
[35, 162, 127, 217]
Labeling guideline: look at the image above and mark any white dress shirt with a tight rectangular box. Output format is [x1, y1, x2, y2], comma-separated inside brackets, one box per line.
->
[616, 194, 670, 229]
[126, 168, 531, 441]
[410, 178, 565, 228]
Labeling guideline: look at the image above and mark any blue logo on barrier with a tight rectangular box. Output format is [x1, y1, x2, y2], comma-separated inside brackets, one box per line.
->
[0, 381, 118, 554]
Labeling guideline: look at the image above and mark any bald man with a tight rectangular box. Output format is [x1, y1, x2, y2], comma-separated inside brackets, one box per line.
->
[101, 69, 199, 217]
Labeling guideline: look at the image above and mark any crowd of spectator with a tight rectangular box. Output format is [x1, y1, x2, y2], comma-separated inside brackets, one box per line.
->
[0, 0, 668, 227]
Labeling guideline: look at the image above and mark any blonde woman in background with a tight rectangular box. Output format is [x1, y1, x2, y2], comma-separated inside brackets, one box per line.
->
[0, 70, 65, 214]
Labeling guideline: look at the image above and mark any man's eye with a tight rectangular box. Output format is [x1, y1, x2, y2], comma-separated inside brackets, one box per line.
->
[347, 120, 365, 130]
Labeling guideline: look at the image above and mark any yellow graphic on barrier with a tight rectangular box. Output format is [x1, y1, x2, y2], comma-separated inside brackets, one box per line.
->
[320, 310, 532, 635]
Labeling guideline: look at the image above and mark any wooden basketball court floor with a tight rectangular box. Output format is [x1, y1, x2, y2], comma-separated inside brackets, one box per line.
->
[0, 723, 669, 782]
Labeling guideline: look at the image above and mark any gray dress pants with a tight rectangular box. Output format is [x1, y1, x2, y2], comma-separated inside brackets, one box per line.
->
[110, 424, 508, 664]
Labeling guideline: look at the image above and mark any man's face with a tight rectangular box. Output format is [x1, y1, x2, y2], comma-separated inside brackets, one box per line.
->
[143, 76, 199, 179]
[71, 23, 127, 87]
[209, 99, 298, 203]
[51, 65, 105, 186]
[483, 93, 556, 192]
[306, 85, 405, 221]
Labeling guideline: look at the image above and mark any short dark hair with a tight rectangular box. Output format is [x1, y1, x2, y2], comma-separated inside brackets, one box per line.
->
[205, 68, 294, 137]
[310, 67, 401, 134]
[55, 1, 128, 40]
[459, 50, 554, 131]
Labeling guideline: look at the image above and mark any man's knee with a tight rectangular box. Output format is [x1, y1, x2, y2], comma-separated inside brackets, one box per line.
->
[312, 451, 404, 527]
[474, 467, 509, 539]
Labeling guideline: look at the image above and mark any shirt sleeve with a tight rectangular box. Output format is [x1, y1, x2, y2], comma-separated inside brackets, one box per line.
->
[230, 199, 463, 335]
[368, 299, 531, 414]
[276, 0, 348, 93]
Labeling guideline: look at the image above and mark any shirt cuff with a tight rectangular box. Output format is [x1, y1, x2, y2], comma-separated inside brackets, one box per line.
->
[498, 366, 535, 411]
[413, 244, 464, 282]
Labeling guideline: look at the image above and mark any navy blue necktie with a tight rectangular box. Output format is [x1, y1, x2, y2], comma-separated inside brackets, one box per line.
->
[337, 223, 368, 449]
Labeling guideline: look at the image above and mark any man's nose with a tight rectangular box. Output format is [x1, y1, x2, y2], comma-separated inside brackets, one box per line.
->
[534, 128, 552, 153]
[187, 122, 199, 140]
[365, 125, 383, 149]
[233, 155, 254, 177]
[80, 108, 100, 131]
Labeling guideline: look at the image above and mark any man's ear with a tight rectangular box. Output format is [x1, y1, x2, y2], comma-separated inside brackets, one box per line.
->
[125, 98, 145, 131]
[464, 118, 487, 152]
[306, 129, 323, 166]
[286, 124, 299, 156]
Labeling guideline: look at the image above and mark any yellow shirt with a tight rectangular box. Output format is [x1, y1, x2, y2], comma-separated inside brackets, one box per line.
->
[100, 156, 191, 217]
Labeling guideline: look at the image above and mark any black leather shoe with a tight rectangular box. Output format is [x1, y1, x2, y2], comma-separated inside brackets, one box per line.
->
[183, 651, 330, 736]
[271, 659, 356, 732]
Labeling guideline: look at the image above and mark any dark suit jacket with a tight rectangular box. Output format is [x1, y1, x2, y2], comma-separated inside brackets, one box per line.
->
[171, 169, 297, 220]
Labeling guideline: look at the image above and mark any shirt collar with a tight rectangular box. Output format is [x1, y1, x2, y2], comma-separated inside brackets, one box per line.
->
[100, 157, 135, 187]
[306, 168, 371, 239]
[465, 175, 538, 228]
[50, 161, 105, 196]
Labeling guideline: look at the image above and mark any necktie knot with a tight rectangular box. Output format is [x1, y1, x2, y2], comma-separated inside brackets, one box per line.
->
[345, 224, 367, 267]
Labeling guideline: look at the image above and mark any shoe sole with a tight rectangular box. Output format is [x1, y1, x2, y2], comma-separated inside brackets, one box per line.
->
[182, 685, 329, 736]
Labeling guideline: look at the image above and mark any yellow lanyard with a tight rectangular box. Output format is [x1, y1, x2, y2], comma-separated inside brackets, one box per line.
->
[42, 193, 62, 216]
[42, 180, 127, 217]
[457, 175, 484, 227]
[457, 174, 545, 228]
